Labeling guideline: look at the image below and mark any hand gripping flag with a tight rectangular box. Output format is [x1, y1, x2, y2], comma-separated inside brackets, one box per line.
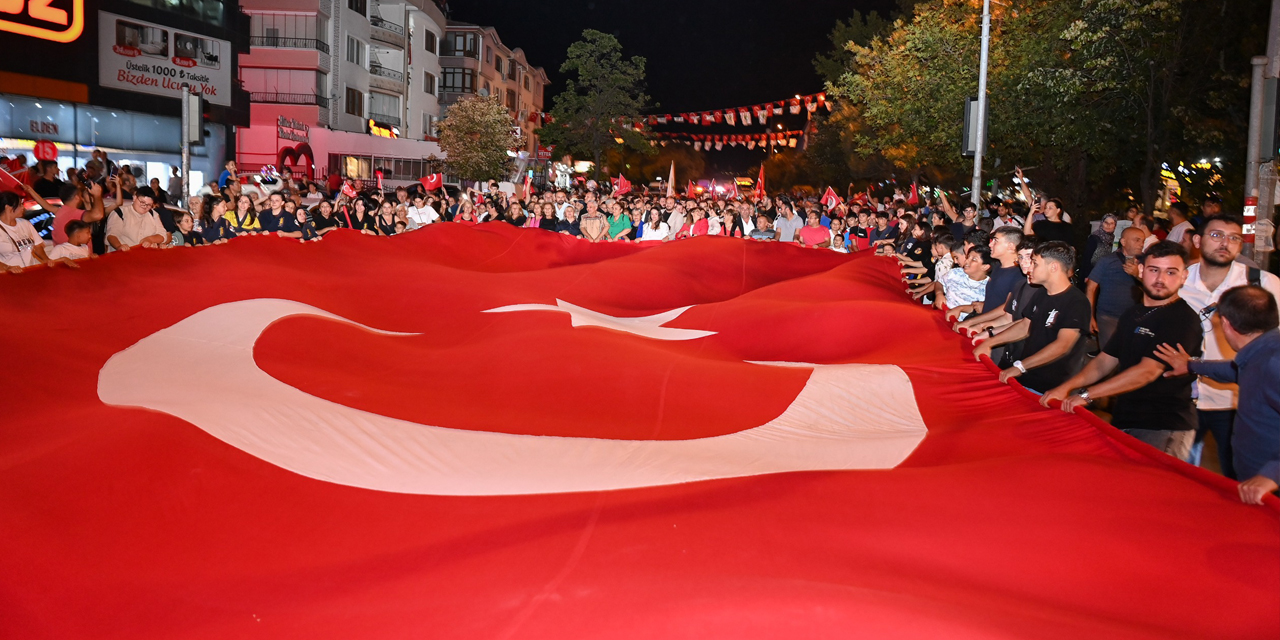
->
[1, 225, 1276, 639]
[820, 186, 844, 210]
[340, 180, 358, 199]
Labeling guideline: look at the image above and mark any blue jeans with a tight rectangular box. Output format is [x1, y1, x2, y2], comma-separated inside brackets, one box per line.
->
[1188, 409, 1236, 479]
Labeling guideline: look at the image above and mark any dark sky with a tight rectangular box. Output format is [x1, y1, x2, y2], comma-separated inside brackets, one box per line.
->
[448, 0, 897, 113]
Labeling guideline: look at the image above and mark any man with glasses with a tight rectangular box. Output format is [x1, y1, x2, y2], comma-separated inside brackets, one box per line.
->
[1179, 214, 1280, 477]
[104, 186, 169, 252]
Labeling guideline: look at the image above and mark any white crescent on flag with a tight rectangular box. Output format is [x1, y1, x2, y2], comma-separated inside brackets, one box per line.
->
[97, 299, 928, 495]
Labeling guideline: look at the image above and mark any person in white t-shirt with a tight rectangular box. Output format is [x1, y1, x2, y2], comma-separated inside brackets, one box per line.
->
[45, 219, 94, 266]
[405, 193, 439, 227]
[104, 186, 169, 251]
[0, 191, 51, 273]
[1178, 214, 1280, 477]
[1165, 202, 1193, 245]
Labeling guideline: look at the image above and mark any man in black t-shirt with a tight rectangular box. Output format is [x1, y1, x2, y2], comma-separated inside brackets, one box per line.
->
[1042, 241, 1204, 460]
[973, 242, 1089, 393]
[948, 226, 1024, 327]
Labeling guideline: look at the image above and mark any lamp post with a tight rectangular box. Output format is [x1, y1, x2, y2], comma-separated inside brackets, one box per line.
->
[970, 0, 992, 208]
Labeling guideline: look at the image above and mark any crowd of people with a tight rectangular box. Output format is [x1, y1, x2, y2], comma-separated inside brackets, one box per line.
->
[1, 152, 1275, 503]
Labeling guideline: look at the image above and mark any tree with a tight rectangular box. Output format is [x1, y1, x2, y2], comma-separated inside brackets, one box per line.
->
[538, 30, 652, 179]
[437, 95, 524, 182]
[603, 142, 703, 185]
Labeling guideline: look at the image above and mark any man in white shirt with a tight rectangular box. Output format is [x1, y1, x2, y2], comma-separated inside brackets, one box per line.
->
[665, 202, 687, 241]
[405, 193, 439, 226]
[104, 186, 169, 251]
[1179, 214, 1280, 477]
[553, 191, 572, 220]
[1165, 202, 1193, 245]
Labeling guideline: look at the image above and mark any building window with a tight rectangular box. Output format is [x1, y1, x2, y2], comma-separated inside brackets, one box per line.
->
[423, 71, 436, 95]
[441, 67, 474, 93]
[347, 0, 365, 17]
[495, 56, 503, 74]
[423, 113, 436, 138]
[505, 89, 516, 111]
[317, 71, 328, 98]
[422, 30, 437, 55]
[345, 87, 363, 116]
[507, 64, 518, 81]
[484, 45, 491, 63]
[443, 32, 477, 58]
[482, 81, 490, 95]
[346, 36, 365, 67]
[523, 76, 529, 91]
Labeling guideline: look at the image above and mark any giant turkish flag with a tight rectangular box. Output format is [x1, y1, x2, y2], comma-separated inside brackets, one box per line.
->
[2, 224, 1277, 639]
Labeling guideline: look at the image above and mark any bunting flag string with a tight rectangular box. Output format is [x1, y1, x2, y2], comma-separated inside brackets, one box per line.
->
[526, 92, 832, 131]
[647, 130, 805, 151]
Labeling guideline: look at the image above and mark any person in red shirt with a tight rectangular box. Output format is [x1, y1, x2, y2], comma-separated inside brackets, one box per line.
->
[797, 211, 832, 248]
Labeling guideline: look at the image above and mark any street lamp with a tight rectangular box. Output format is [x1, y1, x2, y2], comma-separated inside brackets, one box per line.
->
[970, 0, 992, 207]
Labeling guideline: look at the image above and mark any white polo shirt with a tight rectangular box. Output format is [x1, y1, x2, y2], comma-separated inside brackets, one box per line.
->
[1167, 220, 1193, 244]
[1180, 261, 1280, 410]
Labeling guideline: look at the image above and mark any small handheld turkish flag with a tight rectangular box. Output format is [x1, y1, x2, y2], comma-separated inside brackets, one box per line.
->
[340, 181, 358, 199]
[611, 175, 632, 197]
[820, 187, 843, 210]
[419, 173, 444, 191]
[907, 183, 920, 206]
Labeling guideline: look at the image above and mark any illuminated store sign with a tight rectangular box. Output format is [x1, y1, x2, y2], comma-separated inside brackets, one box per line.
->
[0, 0, 84, 43]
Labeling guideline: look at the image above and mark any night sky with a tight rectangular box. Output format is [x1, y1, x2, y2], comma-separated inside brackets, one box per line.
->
[448, 0, 898, 176]
[449, 0, 897, 113]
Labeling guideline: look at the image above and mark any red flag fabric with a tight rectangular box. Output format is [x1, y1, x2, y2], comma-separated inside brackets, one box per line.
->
[611, 174, 632, 197]
[754, 165, 766, 200]
[340, 181, 358, 198]
[0, 165, 25, 195]
[820, 186, 843, 210]
[907, 183, 920, 206]
[419, 173, 444, 191]
[686, 180, 697, 198]
[2, 226, 1277, 638]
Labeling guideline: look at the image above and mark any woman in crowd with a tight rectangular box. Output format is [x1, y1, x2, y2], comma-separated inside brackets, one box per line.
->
[230, 194, 260, 234]
[350, 198, 378, 234]
[454, 200, 479, 226]
[375, 200, 399, 236]
[721, 209, 744, 238]
[1081, 213, 1117, 279]
[643, 208, 669, 241]
[202, 196, 237, 244]
[538, 203, 559, 231]
[608, 202, 632, 241]
[311, 200, 346, 235]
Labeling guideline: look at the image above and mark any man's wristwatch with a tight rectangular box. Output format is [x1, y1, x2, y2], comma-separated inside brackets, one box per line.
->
[1074, 388, 1092, 405]
[986, 327, 996, 338]
[1012, 360, 1027, 374]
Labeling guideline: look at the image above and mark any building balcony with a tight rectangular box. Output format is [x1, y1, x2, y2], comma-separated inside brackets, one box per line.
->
[369, 112, 401, 127]
[369, 64, 405, 93]
[250, 36, 330, 54]
[250, 92, 330, 109]
[369, 16, 405, 48]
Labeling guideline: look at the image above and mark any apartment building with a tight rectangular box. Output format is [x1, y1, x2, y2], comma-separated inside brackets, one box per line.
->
[236, 0, 448, 188]
[438, 21, 550, 157]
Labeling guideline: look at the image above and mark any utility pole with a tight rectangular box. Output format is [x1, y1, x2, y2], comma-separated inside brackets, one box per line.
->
[970, 0, 992, 208]
[1252, 0, 1280, 268]
[181, 83, 192, 203]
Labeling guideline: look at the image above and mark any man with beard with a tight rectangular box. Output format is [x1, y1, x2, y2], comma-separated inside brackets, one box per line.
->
[1041, 241, 1204, 461]
[1178, 214, 1280, 476]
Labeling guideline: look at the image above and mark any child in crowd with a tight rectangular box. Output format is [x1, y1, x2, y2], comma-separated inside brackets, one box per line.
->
[46, 219, 95, 263]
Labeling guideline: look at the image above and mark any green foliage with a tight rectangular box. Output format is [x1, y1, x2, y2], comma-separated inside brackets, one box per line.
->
[539, 30, 652, 177]
[821, 0, 1266, 213]
[437, 95, 525, 182]
[604, 143, 703, 185]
